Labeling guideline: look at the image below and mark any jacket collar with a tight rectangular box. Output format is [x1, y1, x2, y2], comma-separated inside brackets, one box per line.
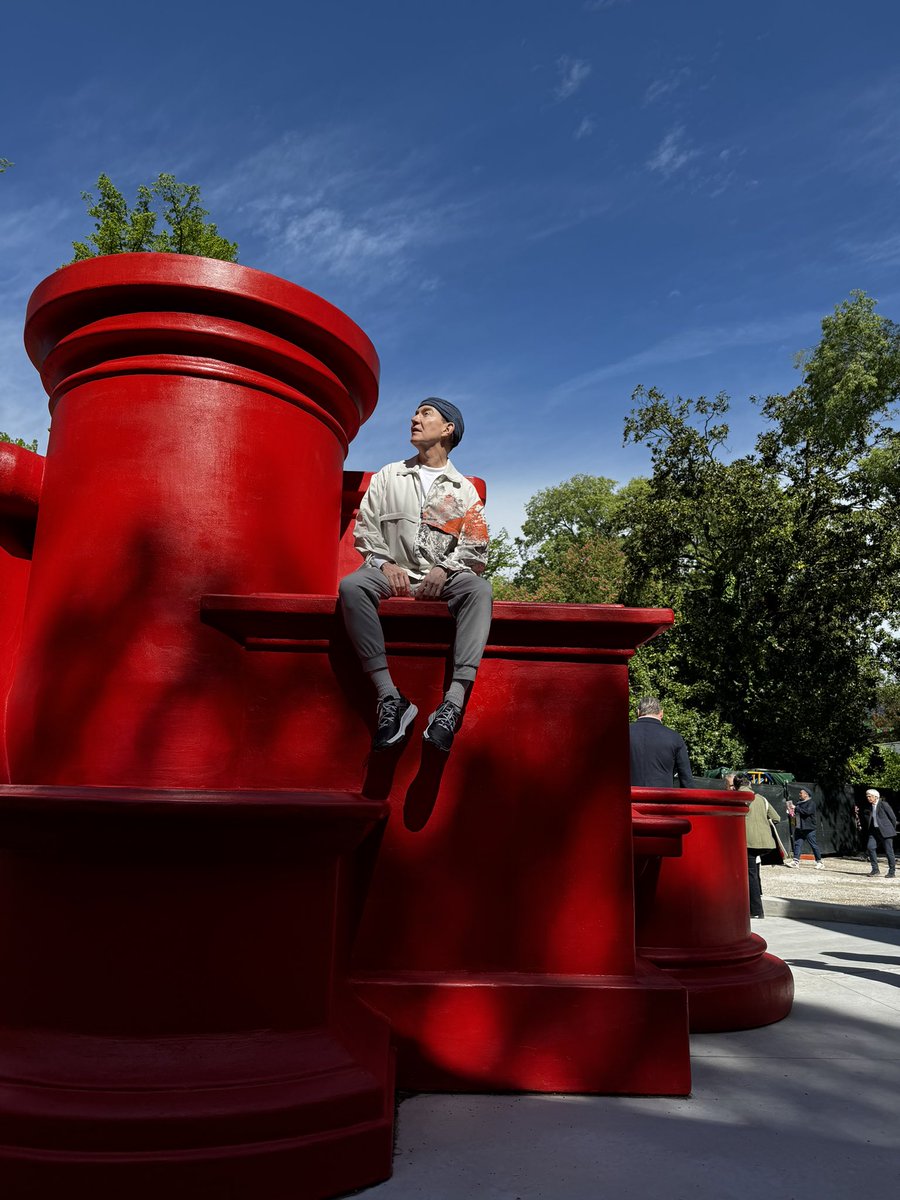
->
[398, 455, 463, 486]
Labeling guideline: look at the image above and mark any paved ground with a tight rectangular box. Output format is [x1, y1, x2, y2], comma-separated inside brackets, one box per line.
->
[761, 853, 899, 925]
[364, 914, 900, 1199]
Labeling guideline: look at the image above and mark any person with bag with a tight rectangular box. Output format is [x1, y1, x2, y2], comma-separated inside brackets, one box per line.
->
[785, 788, 824, 869]
[734, 774, 780, 919]
[863, 789, 897, 878]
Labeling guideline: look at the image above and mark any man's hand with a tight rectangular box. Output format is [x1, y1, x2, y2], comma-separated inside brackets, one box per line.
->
[381, 562, 413, 597]
[415, 565, 448, 600]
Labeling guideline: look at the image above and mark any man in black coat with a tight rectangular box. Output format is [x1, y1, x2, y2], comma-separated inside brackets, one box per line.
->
[629, 696, 694, 788]
[863, 788, 897, 877]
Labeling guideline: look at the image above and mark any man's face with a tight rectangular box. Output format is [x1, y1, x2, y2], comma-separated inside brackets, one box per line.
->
[866, 791, 878, 803]
[799, 790, 810, 801]
[411, 403, 454, 451]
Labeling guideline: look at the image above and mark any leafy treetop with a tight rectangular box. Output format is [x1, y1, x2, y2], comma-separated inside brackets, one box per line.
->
[0, 432, 39, 452]
[70, 173, 238, 263]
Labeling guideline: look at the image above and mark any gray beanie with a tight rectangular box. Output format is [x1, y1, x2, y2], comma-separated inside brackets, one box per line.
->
[421, 396, 464, 447]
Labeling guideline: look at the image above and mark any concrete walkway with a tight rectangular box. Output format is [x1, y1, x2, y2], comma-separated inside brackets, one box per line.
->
[366, 917, 900, 1198]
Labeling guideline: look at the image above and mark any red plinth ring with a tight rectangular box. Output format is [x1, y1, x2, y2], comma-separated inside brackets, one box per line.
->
[0, 785, 395, 1200]
[25, 254, 380, 446]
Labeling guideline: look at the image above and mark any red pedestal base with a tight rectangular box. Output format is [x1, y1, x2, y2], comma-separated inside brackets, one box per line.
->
[202, 594, 693, 1097]
[0, 786, 394, 1200]
[633, 791, 794, 1032]
[355, 963, 690, 1095]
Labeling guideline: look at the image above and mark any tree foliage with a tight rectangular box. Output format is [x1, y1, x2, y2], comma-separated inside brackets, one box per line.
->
[622, 292, 900, 783]
[488, 292, 899, 781]
[71, 173, 238, 263]
[0, 159, 13, 174]
[485, 475, 640, 603]
[0, 432, 38, 452]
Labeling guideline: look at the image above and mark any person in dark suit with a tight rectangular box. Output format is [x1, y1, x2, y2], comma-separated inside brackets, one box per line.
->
[629, 696, 694, 788]
[863, 788, 897, 878]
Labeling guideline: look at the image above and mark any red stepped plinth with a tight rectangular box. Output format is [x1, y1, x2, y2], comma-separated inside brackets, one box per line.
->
[202, 594, 694, 1096]
[0, 785, 393, 1199]
[1, 257, 395, 1198]
[633, 788, 794, 1031]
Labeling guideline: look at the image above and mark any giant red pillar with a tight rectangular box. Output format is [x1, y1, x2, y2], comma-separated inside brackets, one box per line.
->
[6, 253, 378, 787]
[0, 256, 394, 1198]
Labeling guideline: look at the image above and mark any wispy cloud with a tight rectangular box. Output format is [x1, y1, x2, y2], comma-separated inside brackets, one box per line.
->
[212, 130, 473, 295]
[583, 0, 632, 10]
[646, 125, 700, 178]
[550, 310, 822, 401]
[554, 56, 592, 102]
[843, 232, 900, 267]
[574, 116, 595, 140]
[644, 67, 692, 106]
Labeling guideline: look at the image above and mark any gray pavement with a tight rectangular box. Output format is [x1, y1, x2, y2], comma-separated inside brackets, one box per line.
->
[366, 916, 900, 1198]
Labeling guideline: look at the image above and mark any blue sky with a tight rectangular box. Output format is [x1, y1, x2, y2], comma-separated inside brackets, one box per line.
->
[3, 0, 900, 536]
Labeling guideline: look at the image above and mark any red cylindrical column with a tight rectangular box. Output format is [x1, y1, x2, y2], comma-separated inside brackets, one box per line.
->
[0, 442, 43, 781]
[633, 788, 794, 1031]
[6, 255, 378, 787]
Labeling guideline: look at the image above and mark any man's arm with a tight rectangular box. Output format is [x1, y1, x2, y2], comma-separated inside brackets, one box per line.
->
[437, 498, 489, 575]
[674, 736, 694, 788]
[353, 471, 394, 564]
[353, 470, 413, 597]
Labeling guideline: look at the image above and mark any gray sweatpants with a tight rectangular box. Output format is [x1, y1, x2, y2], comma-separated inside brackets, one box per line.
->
[338, 565, 493, 682]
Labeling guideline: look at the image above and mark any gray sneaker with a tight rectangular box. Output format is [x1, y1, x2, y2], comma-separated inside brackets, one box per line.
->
[373, 694, 417, 751]
[423, 700, 461, 752]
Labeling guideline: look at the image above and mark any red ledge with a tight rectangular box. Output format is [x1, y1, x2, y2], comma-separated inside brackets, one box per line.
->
[633, 788, 750, 811]
[200, 593, 674, 659]
[0, 784, 384, 823]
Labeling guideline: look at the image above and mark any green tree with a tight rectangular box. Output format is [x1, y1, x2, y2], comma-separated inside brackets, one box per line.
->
[0, 158, 13, 173]
[622, 292, 900, 783]
[487, 474, 645, 603]
[0, 432, 39, 452]
[71, 173, 238, 263]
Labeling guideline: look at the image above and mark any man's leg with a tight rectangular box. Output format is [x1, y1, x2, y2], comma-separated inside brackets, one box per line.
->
[423, 572, 493, 750]
[866, 833, 880, 874]
[790, 833, 803, 866]
[338, 566, 417, 748]
[884, 836, 896, 876]
[748, 852, 764, 917]
[806, 828, 823, 867]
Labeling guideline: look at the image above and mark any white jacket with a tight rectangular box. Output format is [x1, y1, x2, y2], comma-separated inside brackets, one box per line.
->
[353, 457, 488, 582]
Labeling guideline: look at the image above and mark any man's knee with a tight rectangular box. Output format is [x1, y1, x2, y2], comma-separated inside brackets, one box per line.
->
[455, 573, 493, 606]
[339, 568, 380, 608]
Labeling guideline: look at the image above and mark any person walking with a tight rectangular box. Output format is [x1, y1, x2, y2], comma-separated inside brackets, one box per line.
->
[734, 774, 780, 918]
[785, 788, 824, 869]
[863, 789, 897, 878]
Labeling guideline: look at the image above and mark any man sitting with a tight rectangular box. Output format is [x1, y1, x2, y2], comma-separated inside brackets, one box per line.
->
[338, 398, 492, 753]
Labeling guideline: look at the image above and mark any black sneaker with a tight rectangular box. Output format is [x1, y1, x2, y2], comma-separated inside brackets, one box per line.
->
[423, 700, 461, 752]
[373, 695, 417, 751]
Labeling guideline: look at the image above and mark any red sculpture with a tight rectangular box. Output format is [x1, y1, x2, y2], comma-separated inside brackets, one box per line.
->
[0, 254, 793, 1198]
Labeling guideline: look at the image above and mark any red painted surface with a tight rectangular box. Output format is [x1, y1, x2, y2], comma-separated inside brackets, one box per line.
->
[0, 443, 42, 782]
[0, 254, 794, 1196]
[201, 594, 693, 1096]
[1, 257, 393, 1198]
[633, 788, 795, 1031]
[0, 785, 393, 1198]
[7, 254, 379, 788]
